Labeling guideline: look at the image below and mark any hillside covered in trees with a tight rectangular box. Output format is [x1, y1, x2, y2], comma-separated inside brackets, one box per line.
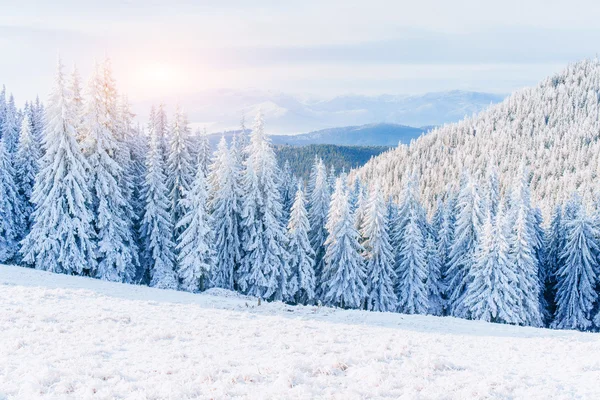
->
[275, 144, 390, 180]
[353, 59, 600, 218]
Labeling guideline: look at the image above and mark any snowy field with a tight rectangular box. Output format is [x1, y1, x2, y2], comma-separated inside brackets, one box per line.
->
[1, 265, 599, 399]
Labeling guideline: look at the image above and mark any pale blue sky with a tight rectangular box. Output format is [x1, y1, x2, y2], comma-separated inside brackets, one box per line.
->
[1, 0, 600, 105]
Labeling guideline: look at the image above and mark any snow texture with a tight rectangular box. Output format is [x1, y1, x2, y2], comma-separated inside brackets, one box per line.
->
[1, 264, 600, 399]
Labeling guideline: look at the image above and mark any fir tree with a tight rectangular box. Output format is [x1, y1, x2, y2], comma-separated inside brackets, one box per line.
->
[15, 114, 41, 234]
[286, 183, 316, 304]
[394, 178, 429, 315]
[0, 137, 21, 263]
[426, 234, 445, 316]
[321, 177, 366, 309]
[507, 168, 543, 327]
[141, 120, 177, 289]
[20, 59, 96, 275]
[462, 207, 521, 323]
[1, 94, 19, 157]
[209, 137, 242, 290]
[543, 205, 563, 321]
[176, 164, 214, 292]
[238, 113, 290, 300]
[167, 107, 194, 238]
[82, 61, 137, 282]
[362, 182, 397, 312]
[552, 197, 599, 331]
[445, 172, 484, 318]
[307, 158, 330, 296]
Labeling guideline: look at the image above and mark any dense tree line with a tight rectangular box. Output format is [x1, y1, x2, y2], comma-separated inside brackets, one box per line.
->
[274, 144, 389, 180]
[354, 59, 600, 218]
[1, 59, 600, 332]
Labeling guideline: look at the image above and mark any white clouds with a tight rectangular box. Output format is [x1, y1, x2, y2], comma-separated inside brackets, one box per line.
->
[0, 1, 598, 102]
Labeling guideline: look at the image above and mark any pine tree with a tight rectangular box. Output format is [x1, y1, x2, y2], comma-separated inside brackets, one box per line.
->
[0, 137, 21, 263]
[321, 177, 366, 309]
[238, 113, 290, 300]
[176, 164, 214, 292]
[280, 160, 296, 222]
[426, 234, 445, 316]
[362, 182, 397, 312]
[552, 196, 599, 330]
[167, 107, 194, 239]
[463, 206, 521, 323]
[307, 158, 330, 296]
[20, 59, 96, 275]
[507, 169, 543, 327]
[82, 61, 138, 282]
[141, 119, 177, 289]
[286, 183, 316, 304]
[486, 162, 500, 218]
[394, 178, 429, 315]
[543, 205, 563, 321]
[445, 172, 484, 318]
[1, 94, 19, 157]
[196, 129, 211, 177]
[209, 137, 242, 290]
[69, 65, 85, 144]
[15, 114, 41, 234]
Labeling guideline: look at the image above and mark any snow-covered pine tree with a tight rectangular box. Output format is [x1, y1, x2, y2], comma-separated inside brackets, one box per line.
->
[1, 94, 19, 158]
[209, 137, 242, 290]
[20, 59, 96, 275]
[127, 123, 149, 282]
[486, 162, 500, 218]
[82, 61, 138, 282]
[307, 157, 330, 296]
[15, 114, 41, 234]
[167, 107, 194, 239]
[394, 177, 429, 315]
[280, 160, 296, 222]
[176, 163, 214, 292]
[445, 172, 484, 318]
[543, 205, 563, 321]
[362, 182, 397, 312]
[0, 85, 5, 132]
[0, 137, 22, 263]
[426, 234, 445, 316]
[238, 113, 290, 300]
[328, 164, 336, 190]
[507, 168, 543, 327]
[141, 117, 177, 289]
[552, 195, 599, 330]
[321, 177, 367, 309]
[69, 65, 85, 144]
[196, 129, 211, 177]
[462, 206, 521, 324]
[155, 103, 169, 161]
[286, 183, 316, 304]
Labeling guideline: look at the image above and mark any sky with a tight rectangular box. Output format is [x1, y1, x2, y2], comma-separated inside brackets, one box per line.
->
[2, 0, 600, 108]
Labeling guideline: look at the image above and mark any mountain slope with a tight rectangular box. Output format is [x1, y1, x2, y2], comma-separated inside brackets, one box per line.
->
[1, 264, 598, 399]
[270, 123, 426, 146]
[354, 60, 600, 216]
[275, 144, 390, 180]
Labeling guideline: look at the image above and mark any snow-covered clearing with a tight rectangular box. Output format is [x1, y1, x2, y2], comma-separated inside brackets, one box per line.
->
[1, 265, 599, 399]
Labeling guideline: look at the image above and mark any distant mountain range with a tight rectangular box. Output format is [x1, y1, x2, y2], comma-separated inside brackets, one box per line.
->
[204, 123, 429, 148]
[136, 89, 506, 135]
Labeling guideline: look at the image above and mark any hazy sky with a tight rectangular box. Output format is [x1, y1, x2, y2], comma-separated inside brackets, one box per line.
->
[2, 0, 600, 105]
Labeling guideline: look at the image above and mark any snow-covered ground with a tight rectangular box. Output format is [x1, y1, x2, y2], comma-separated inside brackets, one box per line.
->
[1, 265, 599, 399]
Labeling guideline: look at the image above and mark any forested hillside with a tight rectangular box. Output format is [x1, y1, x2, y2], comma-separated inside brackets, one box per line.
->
[275, 144, 390, 180]
[354, 59, 600, 217]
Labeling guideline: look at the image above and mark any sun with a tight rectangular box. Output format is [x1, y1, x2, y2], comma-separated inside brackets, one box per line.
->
[142, 63, 179, 86]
